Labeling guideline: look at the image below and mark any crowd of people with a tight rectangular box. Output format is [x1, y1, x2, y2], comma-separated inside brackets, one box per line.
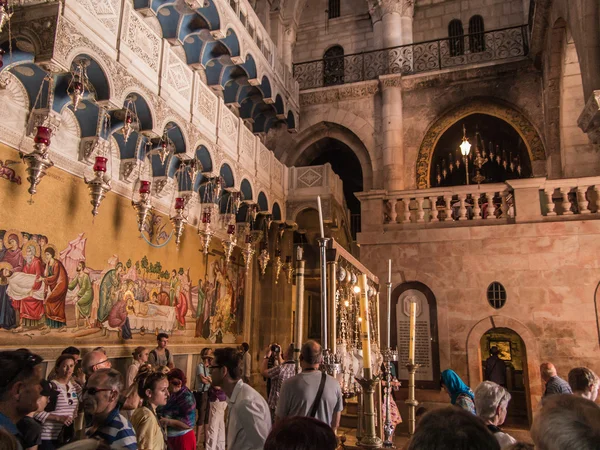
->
[0, 338, 598, 450]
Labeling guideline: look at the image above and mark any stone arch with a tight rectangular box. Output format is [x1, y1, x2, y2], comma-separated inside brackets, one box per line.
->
[466, 315, 542, 424]
[64, 47, 115, 104]
[416, 98, 547, 189]
[286, 118, 376, 190]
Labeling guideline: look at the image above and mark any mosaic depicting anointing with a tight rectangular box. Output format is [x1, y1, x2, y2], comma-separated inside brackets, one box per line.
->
[0, 228, 246, 344]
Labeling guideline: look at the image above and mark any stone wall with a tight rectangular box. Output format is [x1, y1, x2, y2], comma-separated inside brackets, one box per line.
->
[413, 0, 526, 43]
[358, 219, 600, 415]
[294, 0, 374, 63]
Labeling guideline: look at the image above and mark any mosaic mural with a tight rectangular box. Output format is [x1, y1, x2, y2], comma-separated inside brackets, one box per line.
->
[0, 227, 245, 344]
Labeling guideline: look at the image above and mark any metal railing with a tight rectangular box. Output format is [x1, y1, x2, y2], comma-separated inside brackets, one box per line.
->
[293, 25, 529, 90]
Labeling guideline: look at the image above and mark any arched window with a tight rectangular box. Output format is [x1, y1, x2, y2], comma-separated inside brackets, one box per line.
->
[323, 45, 344, 86]
[448, 19, 464, 57]
[469, 15, 485, 53]
[328, 0, 340, 19]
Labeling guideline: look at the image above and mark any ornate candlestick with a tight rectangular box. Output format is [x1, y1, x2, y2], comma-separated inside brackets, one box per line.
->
[405, 362, 421, 436]
[84, 156, 111, 217]
[294, 246, 305, 372]
[356, 369, 383, 449]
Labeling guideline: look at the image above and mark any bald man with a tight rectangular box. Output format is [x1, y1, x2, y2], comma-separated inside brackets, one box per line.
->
[82, 350, 112, 377]
[541, 363, 572, 398]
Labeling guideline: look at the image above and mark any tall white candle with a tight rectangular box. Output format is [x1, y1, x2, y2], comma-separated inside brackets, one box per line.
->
[317, 195, 325, 239]
[408, 299, 416, 363]
[388, 259, 391, 283]
[358, 274, 372, 377]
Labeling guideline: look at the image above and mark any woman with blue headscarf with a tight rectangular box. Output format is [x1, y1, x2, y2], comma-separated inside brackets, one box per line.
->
[441, 369, 476, 414]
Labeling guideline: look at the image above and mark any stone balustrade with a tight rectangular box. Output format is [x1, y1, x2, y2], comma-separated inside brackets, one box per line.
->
[357, 176, 600, 232]
[541, 176, 600, 217]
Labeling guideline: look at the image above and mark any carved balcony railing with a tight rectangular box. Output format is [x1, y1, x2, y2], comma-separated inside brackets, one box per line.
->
[293, 25, 529, 90]
[357, 177, 600, 232]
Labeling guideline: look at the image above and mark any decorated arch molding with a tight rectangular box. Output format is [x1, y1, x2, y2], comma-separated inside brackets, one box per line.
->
[416, 99, 547, 189]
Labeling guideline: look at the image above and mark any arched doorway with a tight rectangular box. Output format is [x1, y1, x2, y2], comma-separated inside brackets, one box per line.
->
[466, 316, 542, 426]
[480, 327, 529, 427]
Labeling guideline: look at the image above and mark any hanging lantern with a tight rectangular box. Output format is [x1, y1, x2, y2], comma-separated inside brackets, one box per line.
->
[170, 197, 186, 247]
[188, 158, 201, 186]
[258, 248, 270, 277]
[67, 59, 89, 112]
[222, 219, 237, 266]
[84, 156, 111, 217]
[198, 204, 216, 254]
[120, 96, 139, 144]
[0, 1, 13, 34]
[157, 131, 172, 165]
[242, 233, 255, 273]
[22, 126, 55, 198]
[132, 180, 153, 232]
[274, 250, 283, 284]
[284, 256, 294, 284]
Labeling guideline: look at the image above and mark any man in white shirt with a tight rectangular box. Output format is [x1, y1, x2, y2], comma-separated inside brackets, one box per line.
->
[275, 340, 343, 433]
[210, 347, 270, 450]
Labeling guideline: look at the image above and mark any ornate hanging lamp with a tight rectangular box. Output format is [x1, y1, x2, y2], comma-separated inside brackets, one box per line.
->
[132, 180, 153, 231]
[198, 204, 215, 254]
[0, 1, 13, 34]
[84, 110, 112, 217]
[158, 130, 172, 165]
[241, 232, 255, 273]
[67, 57, 89, 112]
[121, 96, 139, 144]
[22, 76, 56, 200]
[273, 249, 283, 284]
[85, 155, 112, 217]
[258, 246, 270, 277]
[222, 216, 237, 267]
[170, 196, 186, 247]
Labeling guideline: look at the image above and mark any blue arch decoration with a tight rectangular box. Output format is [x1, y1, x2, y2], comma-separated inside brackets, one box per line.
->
[272, 202, 282, 221]
[257, 191, 268, 212]
[220, 163, 235, 188]
[240, 178, 253, 200]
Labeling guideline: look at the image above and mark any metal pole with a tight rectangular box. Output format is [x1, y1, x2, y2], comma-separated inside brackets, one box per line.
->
[327, 260, 338, 356]
[318, 237, 330, 351]
[386, 282, 392, 348]
[294, 257, 306, 373]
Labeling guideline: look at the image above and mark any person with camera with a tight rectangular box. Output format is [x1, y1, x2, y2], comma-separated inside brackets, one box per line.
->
[260, 344, 296, 422]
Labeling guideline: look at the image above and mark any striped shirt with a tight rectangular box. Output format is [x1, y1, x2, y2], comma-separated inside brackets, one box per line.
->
[86, 407, 138, 450]
[36, 380, 81, 440]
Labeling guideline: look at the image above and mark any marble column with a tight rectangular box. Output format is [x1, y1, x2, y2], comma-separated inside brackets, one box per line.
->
[282, 25, 296, 71]
[371, 0, 414, 191]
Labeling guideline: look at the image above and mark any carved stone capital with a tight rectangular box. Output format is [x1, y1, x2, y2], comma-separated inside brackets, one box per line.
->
[79, 136, 111, 164]
[577, 90, 600, 144]
[379, 74, 403, 89]
[299, 80, 379, 106]
[153, 176, 173, 198]
[26, 108, 62, 137]
[120, 158, 142, 183]
[368, 0, 414, 23]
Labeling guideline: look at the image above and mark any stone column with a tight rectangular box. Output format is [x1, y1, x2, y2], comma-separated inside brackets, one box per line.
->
[380, 75, 405, 191]
[369, 0, 415, 49]
[370, 1, 414, 191]
[282, 25, 296, 70]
